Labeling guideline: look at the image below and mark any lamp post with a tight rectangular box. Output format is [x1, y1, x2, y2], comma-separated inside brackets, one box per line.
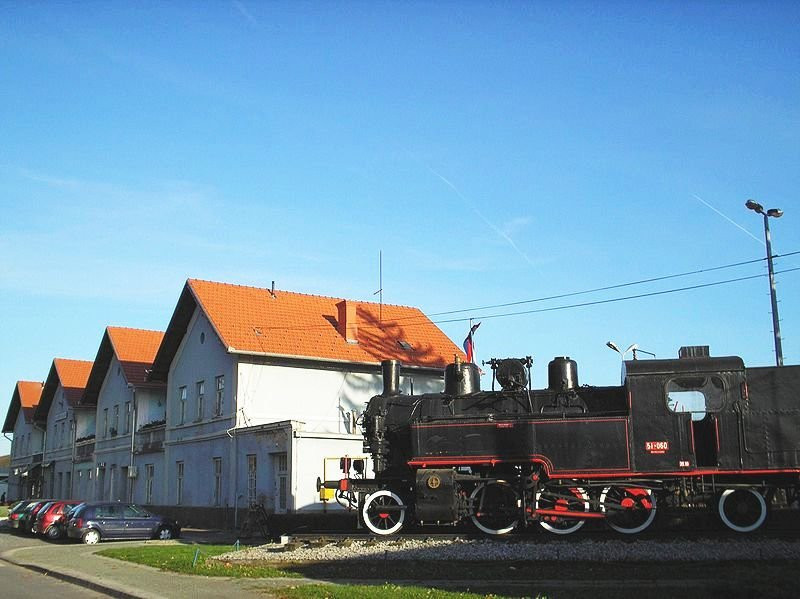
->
[745, 199, 784, 367]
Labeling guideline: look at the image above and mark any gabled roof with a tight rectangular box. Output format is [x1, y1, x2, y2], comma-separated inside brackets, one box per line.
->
[33, 359, 93, 422]
[2, 381, 43, 433]
[81, 327, 165, 406]
[150, 279, 464, 380]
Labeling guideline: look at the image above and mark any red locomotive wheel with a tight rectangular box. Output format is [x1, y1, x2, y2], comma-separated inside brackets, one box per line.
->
[600, 486, 657, 534]
[535, 486, 590, 535]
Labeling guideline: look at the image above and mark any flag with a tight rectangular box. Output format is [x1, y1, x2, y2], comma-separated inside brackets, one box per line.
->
[463, 322, 481, 363]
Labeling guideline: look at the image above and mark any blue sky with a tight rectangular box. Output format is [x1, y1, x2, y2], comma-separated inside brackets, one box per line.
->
[2, 2, 799, 456]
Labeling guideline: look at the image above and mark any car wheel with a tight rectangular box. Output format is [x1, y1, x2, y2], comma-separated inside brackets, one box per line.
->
[82, 529, 101, 545]
[157, 526, 173, 540]
[45, 525, 62, 540]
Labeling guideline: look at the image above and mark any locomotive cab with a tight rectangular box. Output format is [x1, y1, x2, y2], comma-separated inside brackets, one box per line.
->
[624, 354, 745, 472]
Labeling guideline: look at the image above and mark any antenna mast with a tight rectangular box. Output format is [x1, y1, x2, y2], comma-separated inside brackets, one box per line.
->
[373, 250, 383, 322]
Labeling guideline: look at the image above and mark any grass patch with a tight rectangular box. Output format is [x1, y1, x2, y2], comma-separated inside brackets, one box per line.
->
[275, 583, 515, 599]
[0, 506, 8, 518]
[97, 544, 300, 578]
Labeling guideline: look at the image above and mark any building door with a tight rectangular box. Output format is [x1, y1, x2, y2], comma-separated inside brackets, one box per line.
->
[272, 453, 288, 513]
[97, 467, 105, 500]
[109, 465, 117, 501]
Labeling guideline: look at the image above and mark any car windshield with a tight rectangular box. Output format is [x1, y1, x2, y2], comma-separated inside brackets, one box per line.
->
[9, 501, 29, 514]
[69, 503, 87, 518]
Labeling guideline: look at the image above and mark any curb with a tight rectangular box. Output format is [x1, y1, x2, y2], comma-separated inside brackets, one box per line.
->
[0, 552, 145, 599]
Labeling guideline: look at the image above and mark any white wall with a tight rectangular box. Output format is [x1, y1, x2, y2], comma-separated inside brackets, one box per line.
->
[236, 362, 444, 434]
[292, 432, 365, 512]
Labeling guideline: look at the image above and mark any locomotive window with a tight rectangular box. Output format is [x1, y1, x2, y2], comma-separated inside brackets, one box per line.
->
[666, 376, 725, 421]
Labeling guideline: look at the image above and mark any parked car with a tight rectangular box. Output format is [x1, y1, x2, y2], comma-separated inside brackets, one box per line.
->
[66, 502, 180, 544]
[34, 500, 83, 540]
[6, 500, 37, 530]
[16, 500, 55, 534]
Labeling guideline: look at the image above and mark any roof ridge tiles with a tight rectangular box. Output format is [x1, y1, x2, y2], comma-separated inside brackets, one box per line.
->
[107, 325, 166, 334]
[53, 357, 93, 366]
[186, 278, 422, 311]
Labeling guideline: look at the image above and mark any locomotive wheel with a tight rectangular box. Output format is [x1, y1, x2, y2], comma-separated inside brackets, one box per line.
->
[361, 490, 406, 535]
[535, 486, 589, 535]
[600, 486, 657, 534]
[718, 488, 767, 533]
[470, 482, 519, 535]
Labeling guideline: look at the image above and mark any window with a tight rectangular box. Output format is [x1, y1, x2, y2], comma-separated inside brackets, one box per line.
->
[666, 375, 726, 421]
[59, 422, 65, 447]
[103, 408, 109, 438]
[145, 464, 154, 504]
[112, 405, 119, 436]
[95, 504, 121, 518]
[124, 401, 131, 434]
[247, 454, 257, 505]
[123, 505, 148, 518]
[57, 472, 63, 498]
[65, 472, 71, 497]
[214, 376, 224, 417]
[213, 457, 222, 506]
[178, 386, 187, 425]
[176, 461, 184, 505]
[196, 381, 205, 421]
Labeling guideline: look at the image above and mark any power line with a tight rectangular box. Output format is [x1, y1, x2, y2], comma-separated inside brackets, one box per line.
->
[430, 266, 800, 325]
[427, 250, 800, 317]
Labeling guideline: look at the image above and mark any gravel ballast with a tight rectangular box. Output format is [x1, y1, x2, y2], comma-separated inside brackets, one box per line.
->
[214, 536, 800, 563]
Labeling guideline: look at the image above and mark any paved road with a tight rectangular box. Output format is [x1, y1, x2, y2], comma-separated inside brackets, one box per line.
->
[0, 557, 108, 598]
[0, 526, 282, 598]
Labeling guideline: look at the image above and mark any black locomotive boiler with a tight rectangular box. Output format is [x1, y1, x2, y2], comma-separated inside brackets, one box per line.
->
[319, 348, 800, 536]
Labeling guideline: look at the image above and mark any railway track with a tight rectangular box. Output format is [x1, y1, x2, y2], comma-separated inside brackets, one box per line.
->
[283, 522, 800, 546]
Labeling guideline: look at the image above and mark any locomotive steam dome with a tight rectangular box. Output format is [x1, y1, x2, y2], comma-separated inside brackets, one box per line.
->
[445, 359, 481, 395]
[548, 356, 579, 391]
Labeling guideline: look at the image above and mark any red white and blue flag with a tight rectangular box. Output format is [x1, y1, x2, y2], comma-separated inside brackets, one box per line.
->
[463, 322, 481, 363]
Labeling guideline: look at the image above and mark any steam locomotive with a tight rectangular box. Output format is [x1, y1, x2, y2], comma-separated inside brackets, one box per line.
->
[319, 347, 800, 535]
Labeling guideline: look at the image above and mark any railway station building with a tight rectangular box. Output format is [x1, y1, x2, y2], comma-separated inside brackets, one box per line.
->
[3, 278, 464, 528]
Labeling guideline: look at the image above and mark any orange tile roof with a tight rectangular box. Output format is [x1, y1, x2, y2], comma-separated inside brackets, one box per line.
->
[17, 380, 43, 410]
[2, 381, 43, 432]
[53, 358, 93, 405]
[107, 327, 164, 385]
[187, 279, 464, 368]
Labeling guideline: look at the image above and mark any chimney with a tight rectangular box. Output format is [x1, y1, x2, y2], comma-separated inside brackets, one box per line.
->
[336, 300, 358, 344]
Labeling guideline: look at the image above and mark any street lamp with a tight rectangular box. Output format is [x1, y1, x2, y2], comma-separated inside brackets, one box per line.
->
[606, 341, 637, 360]
[745, 199, 784, 367]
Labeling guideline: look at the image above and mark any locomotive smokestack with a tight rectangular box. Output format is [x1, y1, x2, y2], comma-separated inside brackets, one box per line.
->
[381, 360, 401, 396]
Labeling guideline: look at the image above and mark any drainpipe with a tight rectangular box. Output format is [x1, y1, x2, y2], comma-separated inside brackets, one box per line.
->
[35, 422, 47, 497]
[70, 414, 77, 498]
[128, 384, 136, 502]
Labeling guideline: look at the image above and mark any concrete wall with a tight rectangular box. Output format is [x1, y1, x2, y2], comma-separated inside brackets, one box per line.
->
[92, 355, 136, 501]
[161, 309, 236, 509]
[10, 409, 43, 465]
[44, 386, 72, 456]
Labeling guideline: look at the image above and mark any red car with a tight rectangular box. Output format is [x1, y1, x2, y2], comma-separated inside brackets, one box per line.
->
[34, 501, 82, 540]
